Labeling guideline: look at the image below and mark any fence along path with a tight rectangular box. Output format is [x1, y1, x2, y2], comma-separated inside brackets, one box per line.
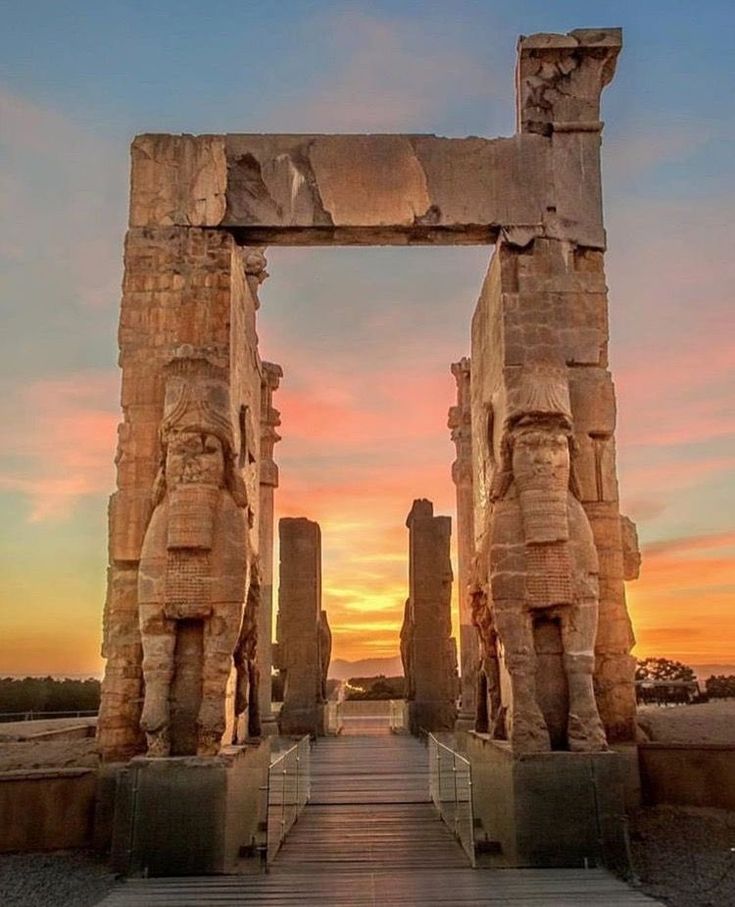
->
[98, 731, 659, 905]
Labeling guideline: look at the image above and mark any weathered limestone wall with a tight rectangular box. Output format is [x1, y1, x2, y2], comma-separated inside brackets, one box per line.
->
[448, 359, 479, 723]
[98, 197, 264, 760]
[402, 500, 456, 733]
[257, 362, 282, 731]
[276, 518, 326, 736]
[469, 28, 637, 746]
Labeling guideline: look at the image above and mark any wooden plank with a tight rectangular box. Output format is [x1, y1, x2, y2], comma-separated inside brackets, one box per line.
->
[97, 734, 661, 906]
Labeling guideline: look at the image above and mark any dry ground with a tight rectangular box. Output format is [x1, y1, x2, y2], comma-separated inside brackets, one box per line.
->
[631, 700, 735, 907]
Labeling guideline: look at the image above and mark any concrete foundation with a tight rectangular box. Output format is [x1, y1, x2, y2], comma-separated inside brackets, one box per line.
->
[111, 741, 269, 876]
[466, 733, 629, 871]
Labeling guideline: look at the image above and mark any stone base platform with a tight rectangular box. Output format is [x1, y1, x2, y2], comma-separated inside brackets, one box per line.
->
[466, 733, 630, 871]
[110, 741, 270, 877]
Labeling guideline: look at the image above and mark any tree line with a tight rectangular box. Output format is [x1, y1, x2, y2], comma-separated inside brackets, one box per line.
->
[0, 677, 100, 717]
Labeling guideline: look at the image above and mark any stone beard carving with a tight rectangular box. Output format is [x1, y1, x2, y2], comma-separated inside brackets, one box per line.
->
[233, 559, 261, 742]
[138, 354, 250, 757]
[318, 610, 332, 702]
[484, 369, 607, 754]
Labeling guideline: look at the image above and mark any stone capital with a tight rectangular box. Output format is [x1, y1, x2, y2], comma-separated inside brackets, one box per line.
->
[516, 28, 622, 135]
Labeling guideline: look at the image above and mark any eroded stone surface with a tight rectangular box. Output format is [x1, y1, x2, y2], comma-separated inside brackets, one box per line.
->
[471, 237, 638, 748]
[136, 352, 251, 757]
[276, 518, 327, 736]
[448, 358, 479, 722]
[401, 500, 457, 733]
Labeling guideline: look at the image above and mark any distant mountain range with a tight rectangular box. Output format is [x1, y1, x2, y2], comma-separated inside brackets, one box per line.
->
[329, 657, 403, 681]
[690, 664, 735, 682]
[327, 659, 735, 683]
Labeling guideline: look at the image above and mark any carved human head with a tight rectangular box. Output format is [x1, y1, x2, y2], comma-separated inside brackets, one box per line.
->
[510, 416, 571, 490]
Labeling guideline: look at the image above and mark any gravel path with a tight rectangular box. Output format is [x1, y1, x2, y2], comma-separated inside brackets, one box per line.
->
[637, 701, 735, 745]
[630, 806, 735, 907]
[0, 851, 116, 907]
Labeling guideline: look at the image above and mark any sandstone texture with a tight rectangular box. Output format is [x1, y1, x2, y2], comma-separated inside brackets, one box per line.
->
[448, 358, 479, 721]
[98, 27, 638, 762]
[276, 518, 328, 736]
[401, 500, 457, 733]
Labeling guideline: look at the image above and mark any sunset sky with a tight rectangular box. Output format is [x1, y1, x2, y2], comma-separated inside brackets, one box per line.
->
[1, 1, 733, 676]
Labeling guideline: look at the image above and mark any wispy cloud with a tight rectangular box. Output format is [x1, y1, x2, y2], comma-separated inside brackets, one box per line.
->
[264, 9, 499, 133]
[0, 87, 126, 310]
[0, 371, 118, 521]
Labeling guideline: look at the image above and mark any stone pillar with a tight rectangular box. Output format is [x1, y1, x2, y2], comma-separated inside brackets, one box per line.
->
[98, 136, 264, 762]
[402, 500, 457, 734]
[469, 30, 637, 750]
[276, 518, 326, 736]
[257, 362, 283, 734]
[449, 358, 479, 727]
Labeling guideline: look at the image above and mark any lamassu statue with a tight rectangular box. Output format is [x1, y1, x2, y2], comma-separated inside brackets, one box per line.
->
[137, 351, 251, 756]
[480, 367, 607, 754]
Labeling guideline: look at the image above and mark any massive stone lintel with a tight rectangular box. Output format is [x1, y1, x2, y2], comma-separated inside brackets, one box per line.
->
[276, 518, 327, 736]
[401, 500, 457, 734]
[128, 25, 621, 256]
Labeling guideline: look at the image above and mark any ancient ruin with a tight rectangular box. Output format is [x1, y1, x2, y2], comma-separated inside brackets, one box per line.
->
[275, 517, 329, 736]
[96, 24, 638, 789]
[257, 361, 282, 733]
[449, 358, 479, 726]
[401, 500, 457, 733]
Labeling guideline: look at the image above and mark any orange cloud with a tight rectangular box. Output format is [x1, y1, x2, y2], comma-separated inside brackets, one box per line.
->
[628, 530, 735, 663]
[0, 371, 118, 521]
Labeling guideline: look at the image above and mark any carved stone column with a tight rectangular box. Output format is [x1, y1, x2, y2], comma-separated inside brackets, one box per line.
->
[470, 29, 637, 749]
[403, 499, 457, 734]
[98, 136, 264, 761]
[276, 517, 326, 736]
[448, 358, 479, 727]
[257, 361, 283, 733]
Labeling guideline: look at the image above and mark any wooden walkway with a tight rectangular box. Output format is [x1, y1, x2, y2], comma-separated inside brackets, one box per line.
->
[97, 733, 659, 905]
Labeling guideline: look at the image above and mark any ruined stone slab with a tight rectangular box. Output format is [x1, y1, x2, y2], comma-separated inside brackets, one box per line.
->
[276, 517, 327, 736]
[401, 500, 457, 733]
[129, 132, 567, 244]
[225, 133, 551, 242]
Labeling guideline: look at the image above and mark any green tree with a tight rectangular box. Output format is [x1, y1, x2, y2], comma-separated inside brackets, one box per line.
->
[635, 658, 696, 683]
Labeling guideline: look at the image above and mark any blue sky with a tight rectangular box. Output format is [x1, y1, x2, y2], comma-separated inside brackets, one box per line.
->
[1, 1, 734, 672]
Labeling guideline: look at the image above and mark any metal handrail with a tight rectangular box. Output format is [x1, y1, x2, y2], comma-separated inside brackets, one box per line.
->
[264, 735, 311, 866]
[0, 710, 98, 723]
[428, 733, 476, 867]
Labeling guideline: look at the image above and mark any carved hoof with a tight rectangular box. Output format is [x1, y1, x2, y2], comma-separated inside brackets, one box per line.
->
[568, 712, 608, 752]
[197, 732, 221, 757]
[510, 717, 551, 754]
[145, 731, 171, 758]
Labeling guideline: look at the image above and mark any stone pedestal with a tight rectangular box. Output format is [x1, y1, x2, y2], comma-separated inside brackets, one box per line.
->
[111, 742, 270, 876]
[466, 733, 629, 871]
[276, 518, 327, 736]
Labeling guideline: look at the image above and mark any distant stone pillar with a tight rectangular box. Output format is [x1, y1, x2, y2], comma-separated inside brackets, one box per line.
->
[257, 362, 283, 734]
[276, 518, 326, 736]
[449, 358, 479, 727]
[403, 500, 457, 734]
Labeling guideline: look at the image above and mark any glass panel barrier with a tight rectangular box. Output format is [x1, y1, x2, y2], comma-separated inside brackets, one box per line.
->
[265, 734, 311, 866]
[428, 733, 476, 867]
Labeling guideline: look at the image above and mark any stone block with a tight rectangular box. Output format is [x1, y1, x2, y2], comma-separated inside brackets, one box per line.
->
[467, 734, 629, 871]
[111, 742, 269, 876]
